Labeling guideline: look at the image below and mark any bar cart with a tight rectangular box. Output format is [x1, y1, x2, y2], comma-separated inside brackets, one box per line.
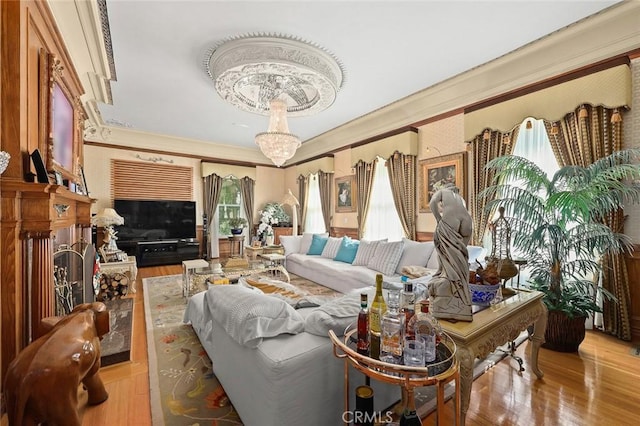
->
[329, 329, 461, 426]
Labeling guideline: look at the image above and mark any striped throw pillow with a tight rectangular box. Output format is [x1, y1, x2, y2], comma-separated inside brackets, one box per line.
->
[352, 239, 387, 266]
[367, 240, 405, 276]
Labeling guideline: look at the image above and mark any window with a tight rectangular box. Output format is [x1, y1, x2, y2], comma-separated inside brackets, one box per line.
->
[304, 173, 326, 233]
[217, 178, 244, 235]
[363, 157, 405, 241]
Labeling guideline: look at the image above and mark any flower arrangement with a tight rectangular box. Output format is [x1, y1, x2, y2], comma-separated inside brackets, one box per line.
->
[257, 202, 290, 240]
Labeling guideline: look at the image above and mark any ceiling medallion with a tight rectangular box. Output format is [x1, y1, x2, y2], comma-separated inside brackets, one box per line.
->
[203, 33, 345, 116]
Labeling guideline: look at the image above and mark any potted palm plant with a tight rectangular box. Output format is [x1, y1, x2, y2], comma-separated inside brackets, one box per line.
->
[480, 149, 640, 352]
[228, 217, 247, 235]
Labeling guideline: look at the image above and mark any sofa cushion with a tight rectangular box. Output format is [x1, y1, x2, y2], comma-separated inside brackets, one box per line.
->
[321, 237, 343, 259]
[352, 239, 387, 266]
[205, 285, 305, 348]
[367, 240, 404, 276]
[300, 232, 328, 254]
[307, 234, 328, 255]
[334, 237, 360, 264]
[280, 235, 302, 255]
[396, 238, 435, 274]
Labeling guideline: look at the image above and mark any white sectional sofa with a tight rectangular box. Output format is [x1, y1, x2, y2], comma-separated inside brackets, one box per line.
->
[281, 233, 486, 294]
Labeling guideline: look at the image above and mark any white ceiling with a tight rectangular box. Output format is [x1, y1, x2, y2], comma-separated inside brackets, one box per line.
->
[90, 0, 620, 153]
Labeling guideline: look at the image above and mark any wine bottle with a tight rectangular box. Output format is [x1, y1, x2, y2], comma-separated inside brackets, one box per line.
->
[401, 281, 416, 339]
[369, 274, 386, 360]
[357, 293, 370, 356]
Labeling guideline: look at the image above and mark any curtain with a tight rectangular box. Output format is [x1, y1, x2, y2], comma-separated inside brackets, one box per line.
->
[468, 128, 517, 245]
[387, 151, 417, 240]
[547, 104, 630, 340]
[355, 159, 376, 239]
[317, 171, 333, 233]
[203, 173, 223, 259]
[298, 174, 308, 232]
[240, 177, 255, 245]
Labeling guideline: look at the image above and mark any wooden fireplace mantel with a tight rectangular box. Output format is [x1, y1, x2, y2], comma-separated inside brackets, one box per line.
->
[0, 180, 94, 381]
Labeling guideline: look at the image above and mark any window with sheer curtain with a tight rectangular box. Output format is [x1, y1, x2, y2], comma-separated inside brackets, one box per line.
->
[304, 173, 326, 233]
[363, 157, 405, 241]
[217, 177, 245, 235]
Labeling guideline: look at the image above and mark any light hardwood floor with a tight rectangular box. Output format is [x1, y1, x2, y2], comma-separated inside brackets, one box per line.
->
[11, 264, 638, 425]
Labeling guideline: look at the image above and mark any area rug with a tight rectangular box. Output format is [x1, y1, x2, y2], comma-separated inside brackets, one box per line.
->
[144, 273, 526, 424]
[101, 297, 133, 367]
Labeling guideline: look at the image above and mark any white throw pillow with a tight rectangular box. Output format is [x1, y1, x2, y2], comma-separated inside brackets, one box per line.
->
[395, 238, 435, 274]
[279, 235, 302, 255]
[300, 232, 328, 255]
[352, 239, 387, 266]
[367, 240, 404, 276]
[321, 237, 343, 259]
[204, 285, 305, 348]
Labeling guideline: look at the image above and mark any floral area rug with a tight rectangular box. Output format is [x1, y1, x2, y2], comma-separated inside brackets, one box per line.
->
[143, 273, 339, 426]
[144, 274, 242, 425]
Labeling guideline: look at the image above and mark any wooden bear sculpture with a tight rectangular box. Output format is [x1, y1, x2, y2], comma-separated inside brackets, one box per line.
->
[4, 302, 111, 426]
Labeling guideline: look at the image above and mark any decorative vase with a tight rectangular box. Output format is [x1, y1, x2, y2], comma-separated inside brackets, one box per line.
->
[265, 234, 274, 246]
[468, 283, 501, 306]
[230, 228, 243, 235]
[543, 311, 587, 352]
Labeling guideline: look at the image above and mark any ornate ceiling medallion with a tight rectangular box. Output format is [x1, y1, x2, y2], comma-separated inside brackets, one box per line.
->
[203, 33, 345, 116]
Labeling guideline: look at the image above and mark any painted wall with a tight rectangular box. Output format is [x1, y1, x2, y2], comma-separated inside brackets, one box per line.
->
[624, 57, 640, 242]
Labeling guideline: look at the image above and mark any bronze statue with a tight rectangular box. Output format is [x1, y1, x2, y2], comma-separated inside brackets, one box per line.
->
[4, 302, 111, 426]
[428, 184, 473, 321]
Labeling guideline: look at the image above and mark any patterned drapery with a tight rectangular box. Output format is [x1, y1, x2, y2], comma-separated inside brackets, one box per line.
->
[387, 151, 417, 240]
[317, 171, 334, 233]
[547, 104, 630, 340]
[297, 174, 309, 232]
[468, 128, 517, 245]
[240, 177, 255, 240]
[203, 173, 223, 259]
[354, 159, 376, 239]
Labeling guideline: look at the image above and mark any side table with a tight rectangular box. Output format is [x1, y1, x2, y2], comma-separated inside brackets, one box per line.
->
[181, 259, 209, 298]
[329, 329, 460, 426]
[100, 258, 138, 293]
[228, 235, 244, 258]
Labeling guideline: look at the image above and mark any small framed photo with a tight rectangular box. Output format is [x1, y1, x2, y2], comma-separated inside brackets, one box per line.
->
[54, 171, 63, 185]
[335, 175, 357, 213]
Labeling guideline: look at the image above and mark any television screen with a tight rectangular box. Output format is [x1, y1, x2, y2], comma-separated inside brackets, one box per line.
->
[114, 199, 196, 241]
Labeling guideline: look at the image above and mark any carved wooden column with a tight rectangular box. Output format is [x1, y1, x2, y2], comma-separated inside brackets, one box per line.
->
[28, 231, 55, 338]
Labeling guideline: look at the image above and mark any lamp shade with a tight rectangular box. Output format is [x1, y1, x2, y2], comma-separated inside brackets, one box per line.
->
[91, 208, 124, 227]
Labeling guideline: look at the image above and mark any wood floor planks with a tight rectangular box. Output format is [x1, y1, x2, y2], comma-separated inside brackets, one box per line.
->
[2, 263, 637, 425]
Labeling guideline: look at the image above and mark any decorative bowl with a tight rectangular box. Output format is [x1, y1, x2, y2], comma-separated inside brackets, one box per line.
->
[468, 283, 501, 306]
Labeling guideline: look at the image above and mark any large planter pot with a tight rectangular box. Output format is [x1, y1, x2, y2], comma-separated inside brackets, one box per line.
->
[543, 310, 587, 352]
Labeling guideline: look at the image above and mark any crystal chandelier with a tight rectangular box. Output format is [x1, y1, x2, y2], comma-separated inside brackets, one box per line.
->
[204, 33, 345, 166]
[255, 99, 301, 167]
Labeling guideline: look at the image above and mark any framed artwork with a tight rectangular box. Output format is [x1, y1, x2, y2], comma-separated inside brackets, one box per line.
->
[30, 149, 50, 184]
[335, 175, 357, 213]
[419, 152, 467, 212]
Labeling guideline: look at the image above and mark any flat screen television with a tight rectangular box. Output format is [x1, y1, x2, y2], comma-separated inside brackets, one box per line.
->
[113, 199, 196, 242]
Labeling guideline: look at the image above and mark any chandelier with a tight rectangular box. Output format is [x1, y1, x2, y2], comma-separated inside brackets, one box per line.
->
[255, 99, 301, 167]
[204, 33, 345, 166]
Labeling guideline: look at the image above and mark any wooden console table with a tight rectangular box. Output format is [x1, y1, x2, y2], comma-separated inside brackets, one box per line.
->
[439, 289, 547, 424]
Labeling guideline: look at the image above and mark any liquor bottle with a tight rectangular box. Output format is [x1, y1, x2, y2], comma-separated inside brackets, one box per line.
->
[380, 290, 403, 364]
[369, 274, 386, 360]
[401, 281, 416, 339]
[398, 405, 422, 426]
[357, 293, 370, 356]
[408, 300, 441, 363]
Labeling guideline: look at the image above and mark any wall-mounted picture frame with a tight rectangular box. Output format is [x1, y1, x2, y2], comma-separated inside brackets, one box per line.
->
[335, 175, 357, 213]
[419, 152, 467, 212]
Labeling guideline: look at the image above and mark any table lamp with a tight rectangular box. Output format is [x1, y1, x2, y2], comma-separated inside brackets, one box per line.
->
[281, 189, 300, 236]
[91, 208, 124, 251]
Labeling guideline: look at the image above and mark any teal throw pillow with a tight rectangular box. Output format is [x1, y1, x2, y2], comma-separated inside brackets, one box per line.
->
[334, 237, 360, 264]
[307, 234, 328, 255]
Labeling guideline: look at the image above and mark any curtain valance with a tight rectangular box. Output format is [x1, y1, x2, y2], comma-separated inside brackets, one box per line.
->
[464, 64, 631, 141]
[351, 130, 418, 164]
[201, 162, 256, 179]
[295, 156, 334, 177]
